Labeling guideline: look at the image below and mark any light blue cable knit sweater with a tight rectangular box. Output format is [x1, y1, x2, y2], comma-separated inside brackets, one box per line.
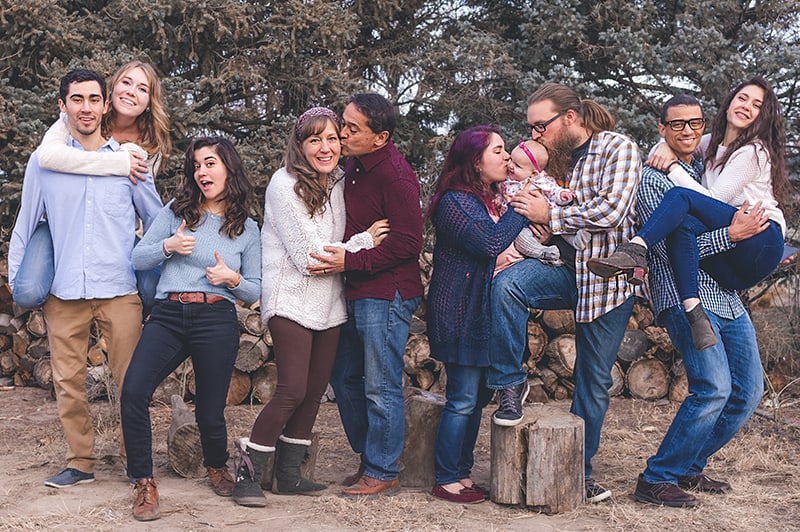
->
[132, 200, 261, 304]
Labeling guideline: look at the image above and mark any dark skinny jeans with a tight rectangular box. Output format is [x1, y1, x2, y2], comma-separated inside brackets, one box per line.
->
[121, 299, 238, 479]
[638, 186, 783, 300]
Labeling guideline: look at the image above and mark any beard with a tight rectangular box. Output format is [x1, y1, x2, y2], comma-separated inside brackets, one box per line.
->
[543, 130, 581, 185]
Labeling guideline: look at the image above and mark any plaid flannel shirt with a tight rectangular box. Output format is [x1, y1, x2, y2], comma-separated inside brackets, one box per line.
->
[550, 131, 641, 322]
[637, 159, 745, 321]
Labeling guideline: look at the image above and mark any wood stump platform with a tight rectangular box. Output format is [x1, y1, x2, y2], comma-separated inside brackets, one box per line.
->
[490, 402, 583, 514]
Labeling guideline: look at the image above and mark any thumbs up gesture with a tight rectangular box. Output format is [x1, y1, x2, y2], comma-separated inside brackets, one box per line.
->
[163, 220, 196, 256]
[206, 251, 241, 288]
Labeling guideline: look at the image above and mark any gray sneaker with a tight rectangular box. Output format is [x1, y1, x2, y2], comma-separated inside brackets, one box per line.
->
[492, 381, 530, 427]
[45, 467, 95, 488]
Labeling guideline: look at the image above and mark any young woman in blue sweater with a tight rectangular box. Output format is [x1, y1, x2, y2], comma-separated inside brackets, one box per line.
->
[427, 126, 531, 503]
[120, 137, 261, 521]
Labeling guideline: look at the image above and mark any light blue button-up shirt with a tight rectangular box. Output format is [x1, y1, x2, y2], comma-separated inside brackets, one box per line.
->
[8, 137, 163, 300]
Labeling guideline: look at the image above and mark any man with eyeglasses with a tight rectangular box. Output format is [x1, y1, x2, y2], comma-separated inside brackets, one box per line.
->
[490, 82, 640, 503]
[631, 94, 765, 507]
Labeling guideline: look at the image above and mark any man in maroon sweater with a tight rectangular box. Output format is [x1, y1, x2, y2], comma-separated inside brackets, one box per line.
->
[310, 93, 423, 496]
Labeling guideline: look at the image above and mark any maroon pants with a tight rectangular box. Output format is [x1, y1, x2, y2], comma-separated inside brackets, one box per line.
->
[249, 316, 340, 445]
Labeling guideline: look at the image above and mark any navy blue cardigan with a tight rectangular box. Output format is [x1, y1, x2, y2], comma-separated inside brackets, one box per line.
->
[427, 191, 528, 366]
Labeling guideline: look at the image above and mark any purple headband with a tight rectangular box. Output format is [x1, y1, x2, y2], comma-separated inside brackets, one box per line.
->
[296, 107, 339, 139]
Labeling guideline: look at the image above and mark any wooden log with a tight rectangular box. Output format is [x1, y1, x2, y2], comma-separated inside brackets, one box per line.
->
[669, 359, 689, 403]
[85, 365, 111, 402]
[33, 357, 52, 391]
[11, 330, 29, 357]
[608, 361, 625, 397]
[644, 325, 676, 355]
[0, 350, 19, 377]
[87, 342, 105, 366]
[261, 432, 321, 491]
[251, 362, 278, 404]
[541, 310, 575, 335]
[236, 305, 265, 336]
[226, 368, 251, 405]
[25, 310, 47, 337]
[412, 368, 435, 391]
[0, 313, 24, 334]
[404, 334, 430, 366]
[27, 337, 49, 359]
[536, 365, 559, 392]
[0, 334, 11, 352]
[552, 384, 569, 401]
[0, 283, 13, 314]
[399, 388, 446, 488]
[525, 321, 548, 368]
[235, 333, 268, 372]
[616, 329, 648, 365]
[409, 315, 427, 335]
[167, 394, 205, 478]
[527, 377, 549, 403]
[625, 356, 669, 401]
[491, 403, 583, 513]
[545, 334, 576, 378]
[632, 301, 655, 329]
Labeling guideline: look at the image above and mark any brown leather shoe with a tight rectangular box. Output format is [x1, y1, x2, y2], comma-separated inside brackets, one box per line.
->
[678, 474, 732, 494]
[633, 474, 698, 507]
[133, 478, 160, 521]
[342, 474, 400, 497]
[342, 464, 366, 487]
[207, 466, 235, 497]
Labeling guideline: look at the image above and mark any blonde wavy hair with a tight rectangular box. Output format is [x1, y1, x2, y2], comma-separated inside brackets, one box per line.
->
[103, 61, 172, 174]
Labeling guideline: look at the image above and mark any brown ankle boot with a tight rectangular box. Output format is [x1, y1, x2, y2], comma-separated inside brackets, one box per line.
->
[207, 466, 235, 497]
[133, 478, 160, 521]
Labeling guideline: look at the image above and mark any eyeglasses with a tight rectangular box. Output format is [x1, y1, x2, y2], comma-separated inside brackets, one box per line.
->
[530, 111, 565, 133]
[663, 118, 705, 131]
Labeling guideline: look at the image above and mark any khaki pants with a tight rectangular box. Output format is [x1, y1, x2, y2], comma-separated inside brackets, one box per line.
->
[43, 294, 142, 473]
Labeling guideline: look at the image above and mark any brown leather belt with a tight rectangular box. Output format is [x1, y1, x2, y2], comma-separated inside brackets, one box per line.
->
[167, 292, 226, 304]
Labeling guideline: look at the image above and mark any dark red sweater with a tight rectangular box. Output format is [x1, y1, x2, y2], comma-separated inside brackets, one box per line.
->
[342, 141, 424, 301]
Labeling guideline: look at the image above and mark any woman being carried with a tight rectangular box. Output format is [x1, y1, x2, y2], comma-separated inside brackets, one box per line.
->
[588, 76, 788, 350]
[13, 61, 171, 312]
[231, 107, 388, 507]
[121, 137, 261, 521]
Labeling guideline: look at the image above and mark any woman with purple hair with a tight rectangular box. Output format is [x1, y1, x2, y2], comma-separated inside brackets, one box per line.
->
[426, 126, 535, 503]
[232, 107, 389, 507]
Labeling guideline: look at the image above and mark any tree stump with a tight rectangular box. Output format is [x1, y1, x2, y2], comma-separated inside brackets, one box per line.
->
[167, 394, 204, 478]
[625, 356, 669, 401]
[399, 388, 446, 488]
[490, 403, 584, 513]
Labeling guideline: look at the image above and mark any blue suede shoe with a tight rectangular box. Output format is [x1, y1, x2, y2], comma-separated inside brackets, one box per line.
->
[44, 468, 95, 488]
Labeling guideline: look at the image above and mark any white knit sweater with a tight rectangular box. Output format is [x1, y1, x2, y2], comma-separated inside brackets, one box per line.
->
[668, 135, 785, 235]
[261, 167, 373, 330]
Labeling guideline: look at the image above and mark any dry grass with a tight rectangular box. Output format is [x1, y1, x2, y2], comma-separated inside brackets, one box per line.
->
[0, 389, 798, 531]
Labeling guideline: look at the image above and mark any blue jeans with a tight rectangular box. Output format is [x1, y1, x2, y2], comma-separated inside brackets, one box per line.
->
[643, 306, 763, 484]
[490, 258, 633, 478]
[12, 221, 53, 308]
[329, 291, 421, 481]
[639, 187, 784, 299]
[434, 363, 494, 485]
[121, 299, 239, 479]
[12, 220, 160, 316]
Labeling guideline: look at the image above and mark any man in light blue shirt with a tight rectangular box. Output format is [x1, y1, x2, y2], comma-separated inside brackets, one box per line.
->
[8, 69, 162, 489]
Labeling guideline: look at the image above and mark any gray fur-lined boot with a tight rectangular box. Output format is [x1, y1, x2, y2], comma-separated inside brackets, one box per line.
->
[273, 435, 326, 495]
[232, 437, 273, 507]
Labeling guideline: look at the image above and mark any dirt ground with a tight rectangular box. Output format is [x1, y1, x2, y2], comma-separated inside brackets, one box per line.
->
[0, 387, 798, 532]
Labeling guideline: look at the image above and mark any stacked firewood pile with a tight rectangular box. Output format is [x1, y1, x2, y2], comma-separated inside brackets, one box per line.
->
[0, 247, 687, 405]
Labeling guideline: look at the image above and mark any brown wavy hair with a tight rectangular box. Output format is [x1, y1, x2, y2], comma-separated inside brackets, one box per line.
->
[704, 76, 789, 202]
[528, 82, 616, 133]
[283, 114, 341, 216]
[172, 137, 253, 238]
[103, 61, 172, 174]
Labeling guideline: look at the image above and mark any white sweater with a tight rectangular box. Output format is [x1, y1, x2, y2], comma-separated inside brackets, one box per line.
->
[668, 134, 785, 235]
[261, 167, 373, 330]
